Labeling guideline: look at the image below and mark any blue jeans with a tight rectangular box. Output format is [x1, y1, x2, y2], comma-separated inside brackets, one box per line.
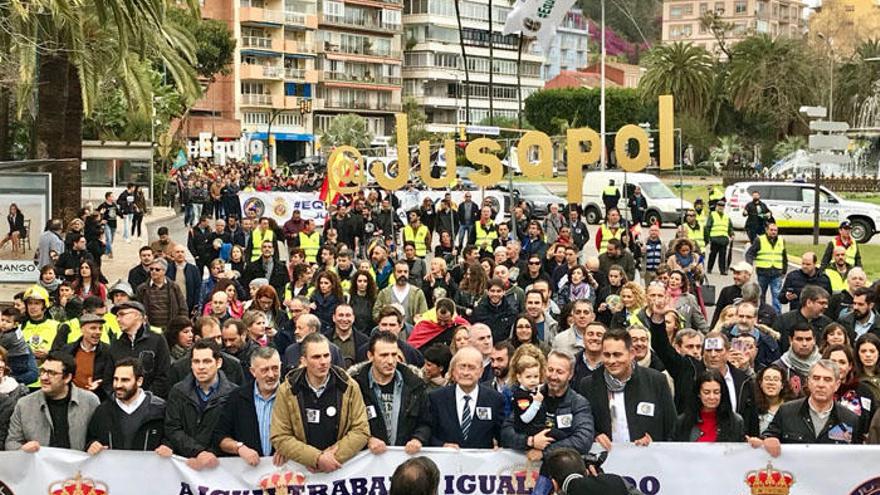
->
[192, 203, 203, 225]
[104, 223, 115, 254]
[123, 213, 133, 240]
[456, 225, 472, 249]
[184, 204, 194, 226]
[758, 272, 783, 313]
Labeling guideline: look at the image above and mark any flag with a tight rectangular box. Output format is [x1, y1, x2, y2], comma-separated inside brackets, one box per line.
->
[319, 151, 357, 206]
[260, 157, 272, 177]
[502, 0, 577, 52]
[172, 150, 187, 169]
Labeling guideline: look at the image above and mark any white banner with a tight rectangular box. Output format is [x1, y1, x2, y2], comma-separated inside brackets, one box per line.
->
[0, 444, 878, 494]
[240, 192, 330, 227]
[503, 0, 578, 51]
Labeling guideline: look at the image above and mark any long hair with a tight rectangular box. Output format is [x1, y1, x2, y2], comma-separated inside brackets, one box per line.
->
[459, 262, 487, 295]
[678, 369, 737, 441]
[315, 270, 344, 301]
[351, 269, 378, 302]
[854, 333, 880, 377]
[510, 313, 539, 347]
[753, 364, 795, 413]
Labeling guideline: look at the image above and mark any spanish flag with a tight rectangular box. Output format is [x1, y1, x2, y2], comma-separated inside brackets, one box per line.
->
[260, 157, 272, 177]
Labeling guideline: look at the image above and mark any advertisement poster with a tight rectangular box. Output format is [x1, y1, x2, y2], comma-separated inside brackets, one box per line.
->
[0, 173, 51, 283]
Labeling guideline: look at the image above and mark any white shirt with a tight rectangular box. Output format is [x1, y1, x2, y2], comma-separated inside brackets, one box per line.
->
[455, 384, 479, 424]
[116, 389, 146, 415]
[723, 367, 738, 412]
[609, 391, 630, 443]
[391, 284, 411, 303]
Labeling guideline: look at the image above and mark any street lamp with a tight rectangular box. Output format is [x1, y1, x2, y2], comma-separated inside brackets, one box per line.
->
[817, 33, 834, 120]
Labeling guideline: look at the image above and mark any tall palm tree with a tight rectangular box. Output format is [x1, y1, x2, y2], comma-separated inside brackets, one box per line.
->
[322, 114, 374, 149]
[725, 35, 819, 139]
[5, 0, 200, 219]
[710, 135, 744, 170]
[639, 41, 715, 118]
[836, 39, 880, 126]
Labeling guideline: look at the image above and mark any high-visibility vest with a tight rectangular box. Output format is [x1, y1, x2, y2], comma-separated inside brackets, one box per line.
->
[403, 225, 430, 257]
[709, 187, 725, 202]
[250, 229, 275, 261]
[825, 268, 847, 292]
[835, 240, 859, 267]
[475, 221, 498, 250]
[22, 318, 60, 387]
[62, 315, 121, 345]
[684, 222, 705, 250]
[754, 235, 785, 270]
[603, 186, 618, 197]
[709, 211, 731, 238]
[298, 231, 320, 263]
[599, 224, 623, 254]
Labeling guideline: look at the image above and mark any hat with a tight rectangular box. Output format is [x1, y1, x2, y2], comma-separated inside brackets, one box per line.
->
[730, 261, 753, 273]
[79, 313, 105, 326]
[111, 300, 146, 316]
[108, 280, 134, 298]
[839, 220, 852, 229]
[23, 285, 51, 307]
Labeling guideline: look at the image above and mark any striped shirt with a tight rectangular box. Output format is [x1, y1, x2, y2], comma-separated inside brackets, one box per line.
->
[253, 382, 277, 456]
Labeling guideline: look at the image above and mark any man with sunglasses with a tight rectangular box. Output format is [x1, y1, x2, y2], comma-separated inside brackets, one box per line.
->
[6, 351, 99, 451]
[107, 301, 172, 399]
[135, 258, 188, 330]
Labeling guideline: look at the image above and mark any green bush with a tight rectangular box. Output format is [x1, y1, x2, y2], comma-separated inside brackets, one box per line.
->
[524, 87, 657, 135]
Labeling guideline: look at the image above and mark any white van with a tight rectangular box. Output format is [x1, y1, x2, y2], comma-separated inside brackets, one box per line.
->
[582, 171, 692, 226]
[725, 181, 880, 242]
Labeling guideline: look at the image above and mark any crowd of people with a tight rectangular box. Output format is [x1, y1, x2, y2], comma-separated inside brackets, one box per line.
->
[1, 169, 878, 494]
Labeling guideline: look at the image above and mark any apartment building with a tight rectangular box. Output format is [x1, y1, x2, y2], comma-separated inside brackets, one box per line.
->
[401, 0, 545, 128]
[535, 9, 591, 81]
[661, 0, 806, 53]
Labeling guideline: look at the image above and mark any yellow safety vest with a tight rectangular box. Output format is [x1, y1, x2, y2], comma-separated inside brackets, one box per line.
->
[754, 235, 785, 270]
[250, 229, 275, 261]
[22, 318, 60, 387]
[603, 186, 618, 196]
[403, 225, 430, 257]
[825, 268, 847, 293]
[709, 187, 725, 202]
[62, 315, 121, 345]
[833, 240, 859, 267]
[709, 211, 731, 238]
[599, 224, 624, 254]
[475, 221, 498, 250]
[298, 231, 321, 264]
[684, 222, 705, 250]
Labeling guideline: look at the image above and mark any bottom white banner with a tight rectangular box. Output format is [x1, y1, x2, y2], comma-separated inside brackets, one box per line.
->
[0, 443, 877, 494]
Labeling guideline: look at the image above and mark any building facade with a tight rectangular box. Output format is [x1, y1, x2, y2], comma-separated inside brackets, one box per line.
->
[661, 0, 806, 53]
[401, 0, 545, 129]
[535, 9, 590, 81]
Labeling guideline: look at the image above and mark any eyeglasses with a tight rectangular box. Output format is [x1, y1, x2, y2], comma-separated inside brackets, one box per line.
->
[528, 261, 541, 265]
[149, 267, 164, 272]
[38, 368, 63, 377]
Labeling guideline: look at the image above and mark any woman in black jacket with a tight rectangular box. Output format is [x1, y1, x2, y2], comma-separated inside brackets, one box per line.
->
[0, 203, 25, 257]
[348, 269, 377, 335]
[673, 369, 745, 442]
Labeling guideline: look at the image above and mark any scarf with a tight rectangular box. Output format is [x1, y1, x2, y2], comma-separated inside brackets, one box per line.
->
[39, 278, 62, 294]
[667, 286, 682, 305]
[570, 282, 590, 302]
[603, 367, 633, 393]
[781, 347, 821, 377]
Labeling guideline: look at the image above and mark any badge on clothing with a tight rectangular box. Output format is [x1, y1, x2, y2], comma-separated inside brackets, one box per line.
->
[636, 402, 655, 417]
[828, 423, 853, 443]
[475, 407, 492, 421]
[326, 406, 337, 417]
[306, 408, 320, 424]
[557, 413, 573, 428]
[366, 405, 377, 420]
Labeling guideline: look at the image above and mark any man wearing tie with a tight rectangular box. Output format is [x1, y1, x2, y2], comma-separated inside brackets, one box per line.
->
[411, 346, 504, 450]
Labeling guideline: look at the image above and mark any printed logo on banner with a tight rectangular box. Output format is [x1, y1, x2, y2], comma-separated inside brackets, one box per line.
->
[850, 478, 880, 495]
[259, 469, 306, 495]
[0, 479, 14, 495]
[272, 197, 289, 218]
[243, 197, 266, 218]
[744, 462, 795, 495]
[49, 472, 108, 495]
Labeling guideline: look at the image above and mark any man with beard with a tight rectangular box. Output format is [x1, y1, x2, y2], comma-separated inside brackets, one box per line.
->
[772, 325, 821, 397]
[840, 287, 880, 341]
[778, 252, 831, 312]
[216, 347, 287, 466]
[489, 342, 513, 393]
[86, 358, 172, 454]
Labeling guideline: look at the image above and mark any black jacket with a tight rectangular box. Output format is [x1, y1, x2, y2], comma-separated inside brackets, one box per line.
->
[711, 284, 742, 328]
[188, 225, 215, 264]
[242, 258, 290, 299]
[773, 310, 833, 353]
[577, 365, 677, 442]
[107, 325, 172, 399]
[500, 385, 595, 453]
[778, 269, 832, 312]
[165, 373, 237, 457]
[350, 362, 430, 446]
[762, 397, 862, 445]
[167, 349, 245, 388]
[672, 410, 745, 442]
[469, 297, 518, 344]
[86, 391, 166, 451]
[421, 384, 504, 448]
[839, 311, 880, 344]
[128, 265, 150, 292]
[213, 381, 275, 456]
[61, 339, 112, 401]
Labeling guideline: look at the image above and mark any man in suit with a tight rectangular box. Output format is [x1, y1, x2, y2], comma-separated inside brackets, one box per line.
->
[243, 240, 289, 298]
[413, 346, 504, 449]
[215, 347, 286, 466]
[578, 330, 676, 449]
[469, 324, 495, 383]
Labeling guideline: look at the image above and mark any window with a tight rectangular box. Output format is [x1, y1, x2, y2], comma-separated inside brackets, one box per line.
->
[734, 0, 747, 13]
[116, 161, 151, 187]
[670, 5, 684, 18]
[768, 186, 800, 201]
[82, 160, 114, 187]
[669, 24, 693, 38]
[323, 0, 343, 16]
[714, 2, 724, 13]
[383, 9, 401, 26]
[699, 2, 709, 13]
[801, 188, 835, 204]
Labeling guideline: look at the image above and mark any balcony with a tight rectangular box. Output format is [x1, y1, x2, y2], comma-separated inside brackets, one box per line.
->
[323, 71, 402, 86]
[241, 94, 278, 106]
[284, 40, 316, 53]
[285, 67, 306, 79]
[241, 63, 283, 80]
[321, 99, 402, 112]
[316, 42, 401, 60]
[320, 13, 401, 32]
[284, 11, 308, 26]
[241, 36, 284, 52]
[240, 7, 285, 24]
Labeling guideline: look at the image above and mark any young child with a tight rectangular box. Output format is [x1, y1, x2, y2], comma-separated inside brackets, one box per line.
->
[0, 308, 38, 384]
[511, 354, 550, 436]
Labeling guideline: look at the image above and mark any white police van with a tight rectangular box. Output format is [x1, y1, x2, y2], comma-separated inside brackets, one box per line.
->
[724, 181, 880, 242]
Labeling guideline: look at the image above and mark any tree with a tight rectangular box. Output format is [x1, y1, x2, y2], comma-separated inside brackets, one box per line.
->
[725, 35, 820, 139]
[772, 135, 806, 161]
[168, 9, 236, 82]
[809, 2, 880, 58]
[322, 114, 374, 149]
[580, 0, 661, 46]
[639, 42, 715, 118]
[392, 97, 431, 145]
[699, 12, 738, 60]
[524, 87, 655, 136]
[710, 135, 745, 169]
[836, 39, 880, 126]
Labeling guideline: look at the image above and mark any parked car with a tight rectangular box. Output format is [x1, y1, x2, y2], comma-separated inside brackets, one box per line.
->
[582, 171, 692, 226]
[496, 182, 564, 218]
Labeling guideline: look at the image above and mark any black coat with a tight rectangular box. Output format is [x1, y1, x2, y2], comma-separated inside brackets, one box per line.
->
[188, 225, 215, 265]
[128, 265, 150, 292]
[711, 284, 742, 328]
[242, 258, 290, 298]
[577, 365, 677, 442]
[762, 397, 862, 445]
[165, 373, 237, 457]
[778, 269, 832, 312]
[469, 297, 518, 344]
[107, 326, 172, 399]
[672, 411, 745, 442]
[213, 381, 275, 456]
[86, 391, 166, 451]
[422, 384, 503, 448]
[61, 339, 112, 401]
[839, 312, 880, 344]
[773, 310, 833, 353]
[351, 363, 430, 446]
[167, 350, 245, 388]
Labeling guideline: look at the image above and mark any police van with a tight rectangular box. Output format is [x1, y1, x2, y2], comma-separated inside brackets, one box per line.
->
[724, 181, 880, 242]
[582, 171, 692, 226]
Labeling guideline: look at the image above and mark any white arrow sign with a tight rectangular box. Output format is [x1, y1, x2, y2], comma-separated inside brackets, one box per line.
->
[809, 134, 849, 151]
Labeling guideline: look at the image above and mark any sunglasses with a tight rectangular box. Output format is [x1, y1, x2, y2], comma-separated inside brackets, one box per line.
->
[149, 267, 165, 272]
[528, 261, 541, 265]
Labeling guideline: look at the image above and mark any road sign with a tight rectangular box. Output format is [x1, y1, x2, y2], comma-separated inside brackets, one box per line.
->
[810, 121, 850, 132]
[800, 106, 828, 118]
[465, 125, 500, 136]
[811, 152, 849, 164]
[809, 134, 849, 151]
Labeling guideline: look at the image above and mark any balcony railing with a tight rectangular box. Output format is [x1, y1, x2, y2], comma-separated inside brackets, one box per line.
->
[241, 94, 275, 106]
[241, 7, 286, 24]
[285, 67, 306, 79]
[241, 63, 284, 79]
[316, 42, 401, 59]
[323, 99, 401, 111]
[284, 11, 308, 26]
[320, 13, 401, 31]
[324, 71, 402, 85]
[284, 40, 315, 53]
[241, 36, 274, 49]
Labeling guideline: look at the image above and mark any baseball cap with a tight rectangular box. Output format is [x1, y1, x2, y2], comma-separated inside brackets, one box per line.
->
[730, 261, 753, 274]
[839, 220, 852, 229]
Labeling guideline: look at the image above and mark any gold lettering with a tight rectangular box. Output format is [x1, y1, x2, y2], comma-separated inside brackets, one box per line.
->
[420, 140, 458, 188]
[658, 95, 674, 170]
[565, 128, 601, 204]
[516, 131, 553, 179]
[326, 146, 364, 195]
[466, 138, 503, 188]
[372, 114, 410, 191]
[614, 125, 650, 173]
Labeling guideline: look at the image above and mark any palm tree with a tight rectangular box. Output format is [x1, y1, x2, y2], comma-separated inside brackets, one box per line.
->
[725, 35, 819, 139]
[4, 0, 200, 219]
[836, 39, 880, 126]
[772, 136, 806, 161]
[322, 114, 374, 149]
[710, 135, 744, 170]
[639, 42, 715, 118]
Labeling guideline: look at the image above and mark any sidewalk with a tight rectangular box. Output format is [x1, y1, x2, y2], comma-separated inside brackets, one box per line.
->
[0, 207, 178, 303]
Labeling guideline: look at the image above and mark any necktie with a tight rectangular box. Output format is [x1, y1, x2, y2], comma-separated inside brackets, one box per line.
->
[461, 395, 472, 441]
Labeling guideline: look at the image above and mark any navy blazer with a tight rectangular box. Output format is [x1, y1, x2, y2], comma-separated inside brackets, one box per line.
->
[425, 384, 503, 449]
[166, 262, 202, 313]
[213, 381, 275, 456]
